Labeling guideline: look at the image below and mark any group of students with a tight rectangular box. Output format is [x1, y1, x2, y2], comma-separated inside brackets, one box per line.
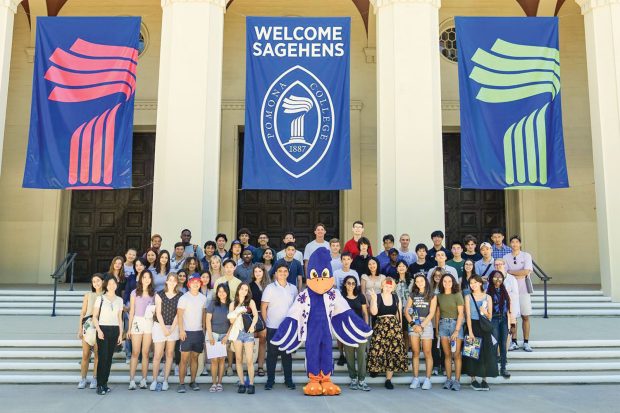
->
[77, 222, 534, 395]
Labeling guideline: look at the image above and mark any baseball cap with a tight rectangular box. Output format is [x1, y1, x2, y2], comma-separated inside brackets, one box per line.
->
[480, 242, 492, 249]
[187, 274, 202, 285]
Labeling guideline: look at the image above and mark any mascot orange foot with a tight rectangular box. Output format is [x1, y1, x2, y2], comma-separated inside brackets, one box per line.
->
[320, 372, 341, 396]
[304, 372, 341, 396]
[304, 373, 324, 396]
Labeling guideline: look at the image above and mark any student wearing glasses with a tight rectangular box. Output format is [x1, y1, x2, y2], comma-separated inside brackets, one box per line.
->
[503, 236, 534, 352]
[340, 275, 370, 391]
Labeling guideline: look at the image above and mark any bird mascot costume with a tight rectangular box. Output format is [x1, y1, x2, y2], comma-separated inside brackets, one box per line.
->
[271, 247, 373, 396]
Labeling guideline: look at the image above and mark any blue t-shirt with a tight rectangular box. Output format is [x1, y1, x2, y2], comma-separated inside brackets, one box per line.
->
[269, 258, 304, 287]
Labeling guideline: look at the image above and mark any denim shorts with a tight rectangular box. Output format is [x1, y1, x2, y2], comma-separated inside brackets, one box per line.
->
[438, 318, 464, 339]
[236, 331, 255, 343]
[407, 320, 434, 339]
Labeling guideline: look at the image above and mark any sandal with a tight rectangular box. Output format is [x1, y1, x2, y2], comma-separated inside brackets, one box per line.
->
[216, 384, 224, 392]
[257, 367, 265, 377]
[209, 384, 217, 393]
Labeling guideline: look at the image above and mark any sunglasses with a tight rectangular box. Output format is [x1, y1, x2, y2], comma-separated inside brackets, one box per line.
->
[345, 281, 356, 286]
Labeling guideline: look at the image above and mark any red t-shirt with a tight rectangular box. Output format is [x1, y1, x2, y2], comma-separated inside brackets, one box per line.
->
[342, 238, 373, 259]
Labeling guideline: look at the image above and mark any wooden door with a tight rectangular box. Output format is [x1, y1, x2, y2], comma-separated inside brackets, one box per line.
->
[68, 133, 155, 281]
[443, 133, 506, 246]
[237, 131, 339, 250]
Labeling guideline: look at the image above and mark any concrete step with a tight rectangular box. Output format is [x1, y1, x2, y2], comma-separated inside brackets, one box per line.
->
[531, 290, 604, 296]
[531, 302, 620, 309]
[531, 309, 620, 316]
[0, 373, 618, 385]
[2, 360, 619, 373]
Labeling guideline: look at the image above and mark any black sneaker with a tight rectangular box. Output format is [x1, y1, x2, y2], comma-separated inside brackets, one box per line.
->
[384, 379, 394, 390]
[471, 380, 482, 391]
[264, 382, 273, 390]
[286, 382, 296, 390]
[501, 369, 511, 379]
[104, 386, 112, 394]
[481, 380, 490, 391]
[247, 384, 255, 394]
[238, 384, 246, 394]
[337, 354, 346, 366]
[96, 386, 106, 395]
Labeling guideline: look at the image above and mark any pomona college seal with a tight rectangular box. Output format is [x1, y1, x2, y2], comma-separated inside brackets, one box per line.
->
[260, 65, 335, 178]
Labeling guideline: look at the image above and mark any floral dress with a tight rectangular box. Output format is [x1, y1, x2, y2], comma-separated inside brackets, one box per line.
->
[367, 293, 409, 373]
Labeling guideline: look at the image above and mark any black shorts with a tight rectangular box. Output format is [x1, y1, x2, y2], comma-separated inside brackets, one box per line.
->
[180, 330, 205, 353]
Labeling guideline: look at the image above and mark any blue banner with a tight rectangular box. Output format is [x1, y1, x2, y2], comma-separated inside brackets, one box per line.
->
[456, 17, 569, 189]
[243, 17, 351, 190]
[23, 17, 140, 189]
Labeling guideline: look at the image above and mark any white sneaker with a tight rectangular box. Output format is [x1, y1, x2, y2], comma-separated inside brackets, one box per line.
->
[128, 380, 137, 390]
[409, 377, 420, 389]
[77, 379, 87, 389]
[89, 378, 97, 389]
[421, 378, 432, 390]
[139, 378, 147, 389]
[523, 342, 533, 352]
[150, 380, 158, 391]
[162, 381, 169, 391]
[508, 342, 519, 351]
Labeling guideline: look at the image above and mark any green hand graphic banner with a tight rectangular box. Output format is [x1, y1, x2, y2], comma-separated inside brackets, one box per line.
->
[456, 17, 569, 189]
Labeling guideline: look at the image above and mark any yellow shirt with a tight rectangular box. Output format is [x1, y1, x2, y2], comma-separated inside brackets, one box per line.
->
[214, 275, 241, 297]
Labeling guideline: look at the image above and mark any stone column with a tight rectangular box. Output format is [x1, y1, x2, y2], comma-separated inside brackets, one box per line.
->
[576, 0, 620, 300]
[0, 0, 21, 174]
[152, 0, 225, 247]
[371, 0, 445, 245]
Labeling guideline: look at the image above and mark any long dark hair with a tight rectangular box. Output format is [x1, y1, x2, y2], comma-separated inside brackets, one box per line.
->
[145, 247, 158, 267]
[438, 274, 460, 294]
[108, 256, 125, 282]
[183, 256, 202, 274]
[395, 260, 411, 284]
[461, 259, 477, 291]
[214, 284, 230, 307]
[136, 270, 155, 297]
[366, 257, 381, 277]
[134, 257, 149, 278]
[340, 275, 361, 297]
[411, 273, 432, 301]
[90, 273, 105, 293]
[234, 282, 252, 307]
[157, 250, 171, 275]
[486, 270, 511, 312]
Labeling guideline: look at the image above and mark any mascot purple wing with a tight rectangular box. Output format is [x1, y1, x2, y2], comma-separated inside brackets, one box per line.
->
[271, 317, 302, 354]
[331, 310, 373, 346]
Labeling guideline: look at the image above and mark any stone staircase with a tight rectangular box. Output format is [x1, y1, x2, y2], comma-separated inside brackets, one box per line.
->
[1, 288, 618, 316]
[0, 339, 618, 385]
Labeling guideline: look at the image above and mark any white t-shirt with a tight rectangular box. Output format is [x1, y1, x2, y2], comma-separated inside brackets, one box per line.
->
[261, 281, 297, 329]
[178, 292, 207, 331]
[330, 257, 343, 273]
[503, 251, 533, 295]
[503, 273, 521, 318]
[303, 241, 330, 261]
[94, 295, 123, 326]
[333, 269, 359, 289]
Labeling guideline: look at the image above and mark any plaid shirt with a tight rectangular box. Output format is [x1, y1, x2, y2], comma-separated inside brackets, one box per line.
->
[492, 244, 512, 259]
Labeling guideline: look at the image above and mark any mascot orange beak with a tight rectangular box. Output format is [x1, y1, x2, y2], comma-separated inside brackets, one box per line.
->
[307, 268, 334, 294]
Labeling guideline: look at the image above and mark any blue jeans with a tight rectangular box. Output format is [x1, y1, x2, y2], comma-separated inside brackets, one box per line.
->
[492, 314, 509, 370]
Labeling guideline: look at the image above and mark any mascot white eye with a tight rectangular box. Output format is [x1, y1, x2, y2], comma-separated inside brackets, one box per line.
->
[321, 268, 330, 278]
[309, 269, 319, 280]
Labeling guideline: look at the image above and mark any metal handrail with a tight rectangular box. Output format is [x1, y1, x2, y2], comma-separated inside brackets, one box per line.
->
[50, 252, 78, 317]
[532, 260, 552, 319]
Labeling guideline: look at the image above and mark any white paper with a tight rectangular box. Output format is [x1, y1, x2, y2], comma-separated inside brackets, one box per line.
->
[205, 341, 227, 359]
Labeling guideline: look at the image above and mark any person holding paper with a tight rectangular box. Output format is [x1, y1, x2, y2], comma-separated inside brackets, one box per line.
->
[463, 275, 498, 391]
[206, 284, 232, 393]
[228, 283, 259, 394]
